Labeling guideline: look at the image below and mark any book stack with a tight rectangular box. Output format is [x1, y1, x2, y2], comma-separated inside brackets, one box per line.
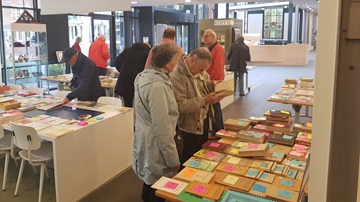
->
[221, 155, 253, 167]
[295, 89, 314, 97]
[17, 105, 36, 112]
[202, 140, 231, 152]
[248, 116, 267, 125]
[287, 144, 310, 161]
[282, 157, 307, 171]
[17, 91, 37, 97]
[237, 130, 266, 143]
[224, 119, 251, 131]
[268, 94, 290, 101]
[285, 78, 297, 85]
[0, 100, 21, 110]
[182, 157, 218, 172]
[236, 143, 270, 157]
[267, 132, 295, 146]
[266, 123, 292, 134]
[299, 77, 314, 89]
[293, 122, 312, 133]
[295, 132, 312, 146]
[193, 149, 226, 162]
[215, 129, 238, 139]
[0, 110, 24, 123]
[264, 110, 292, 125]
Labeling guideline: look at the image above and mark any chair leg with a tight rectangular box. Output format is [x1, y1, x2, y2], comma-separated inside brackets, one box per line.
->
[14, 159, 25, 196]
[33, 166, 38, 175]
[2, 153, 10, 191]
[14, 158, 19, 167]
[38, 164, 45, 202]
[45, 164, 49, 180]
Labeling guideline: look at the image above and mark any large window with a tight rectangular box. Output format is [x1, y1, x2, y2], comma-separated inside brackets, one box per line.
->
[2, 0, 33, 8]
[68, 15, 92, 56]
[115, 11, 124, 55]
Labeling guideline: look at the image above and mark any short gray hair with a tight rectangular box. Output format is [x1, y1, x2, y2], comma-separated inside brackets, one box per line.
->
[151, 42, 181, 68]
[189, 47, 212, 63]
[204, 29, 217, 38]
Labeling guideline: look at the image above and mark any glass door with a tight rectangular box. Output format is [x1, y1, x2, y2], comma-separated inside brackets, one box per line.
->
[176, 25, 189, 54]
[92, 15, 114, 66]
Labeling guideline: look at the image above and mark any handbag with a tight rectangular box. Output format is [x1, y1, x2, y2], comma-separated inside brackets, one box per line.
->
[136, 79, 183, 157]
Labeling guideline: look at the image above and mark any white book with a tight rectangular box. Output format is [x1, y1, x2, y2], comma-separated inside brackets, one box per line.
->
[151, 176, 188, 196]
[24, 122, 51, 131]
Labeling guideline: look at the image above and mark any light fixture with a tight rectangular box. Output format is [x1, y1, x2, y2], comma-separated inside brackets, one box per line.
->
[185, 0, 191, 2]
[131, 1, 137, 4]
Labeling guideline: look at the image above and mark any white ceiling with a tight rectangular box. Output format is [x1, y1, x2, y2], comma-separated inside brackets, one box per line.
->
[132, 0, 319, 13]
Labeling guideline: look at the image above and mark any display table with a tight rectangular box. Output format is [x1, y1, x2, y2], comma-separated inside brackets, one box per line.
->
[267, 85, 313, 123]
[248, 44, 313, 66]
[3, 101, 134, 202]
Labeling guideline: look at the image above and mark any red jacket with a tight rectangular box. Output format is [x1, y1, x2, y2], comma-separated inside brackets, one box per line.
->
[206, 43, 225, 81]
[89, 40, 110, 68]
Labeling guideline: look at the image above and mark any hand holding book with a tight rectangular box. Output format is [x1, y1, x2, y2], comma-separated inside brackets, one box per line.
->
[204, 92, 225, 104]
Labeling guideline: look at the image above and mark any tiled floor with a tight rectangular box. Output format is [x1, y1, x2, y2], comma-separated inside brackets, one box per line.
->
[0, 51, 316, 202]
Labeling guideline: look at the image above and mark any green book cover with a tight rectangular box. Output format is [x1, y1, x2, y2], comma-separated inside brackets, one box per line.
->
[176, 190, 214, 202]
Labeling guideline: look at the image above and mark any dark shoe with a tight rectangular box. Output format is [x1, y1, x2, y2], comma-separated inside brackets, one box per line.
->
[240, 93, 245, 96]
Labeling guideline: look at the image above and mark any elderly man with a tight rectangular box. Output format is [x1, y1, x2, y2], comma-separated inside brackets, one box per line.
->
[60, 47, 105, 105]
[170, 47, 224, 164]
[202, 29, 225, 138]
[89, 34, 111, 76]
[144, 27, 184, 68]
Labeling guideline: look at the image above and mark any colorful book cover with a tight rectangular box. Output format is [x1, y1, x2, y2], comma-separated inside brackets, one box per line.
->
[174, 167, 215, 183]
[151, 176, 188, 196]
[183, 157, 218, 172]
[220, 190, 276, 202]
[193, 149, 225, 162]
[202, 140, 231, 152]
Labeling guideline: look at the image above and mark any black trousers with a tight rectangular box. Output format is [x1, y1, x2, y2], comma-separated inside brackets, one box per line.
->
[96, 67, 107, 76]
[142, 183, 165, 202]
[180, 117, 209, 164]
[122, 95, 133, 107]
[211, 102, 224, 136]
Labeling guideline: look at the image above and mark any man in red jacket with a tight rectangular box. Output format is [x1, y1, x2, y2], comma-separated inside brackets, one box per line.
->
[89, 35, 110, 76]
[203, 29, 225, 138]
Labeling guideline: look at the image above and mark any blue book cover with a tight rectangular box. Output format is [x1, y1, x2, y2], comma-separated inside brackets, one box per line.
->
[220, 190, 276, 202]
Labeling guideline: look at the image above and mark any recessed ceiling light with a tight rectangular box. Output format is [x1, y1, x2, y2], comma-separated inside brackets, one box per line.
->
[185, 0, 191, 2]
[131, 1, 137, 4]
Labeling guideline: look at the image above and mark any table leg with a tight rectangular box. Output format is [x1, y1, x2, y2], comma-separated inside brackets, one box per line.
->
[292, 104, 302, 123]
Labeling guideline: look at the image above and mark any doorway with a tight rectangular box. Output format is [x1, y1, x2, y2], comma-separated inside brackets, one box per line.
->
[91, 15, 115, 66]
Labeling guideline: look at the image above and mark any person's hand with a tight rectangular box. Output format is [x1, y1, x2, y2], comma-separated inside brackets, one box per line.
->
[171, 165, 180, 172]
[62, 97, 70, 105]
[212, 80, 223, 85]
[68, 82, 72, 88]
[204, 92, 224, 104]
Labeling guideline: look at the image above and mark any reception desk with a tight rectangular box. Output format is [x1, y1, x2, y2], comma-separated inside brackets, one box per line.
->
[248, 44, 313, 66]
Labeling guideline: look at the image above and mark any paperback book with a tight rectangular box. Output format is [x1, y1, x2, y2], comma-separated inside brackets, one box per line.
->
[224, 119, 251, 131]
[220, 189, 276, 202]
[236, 144, 270, 157]
[282, 157, 307, 171]
[295, 132, 312, 146]
[183, 157, 218, 172]
[184, 180, 224, 201]
[237, 130, 266, 143]
[221, 155, 253, 167]
[151, 176, 188, 196]
[202, 140, 231, 152]
[267, 132, 295, 146]
[287, 144, 310, 161]
[215, 129, 238, 139]
[215, 171, 255, 192]
[215, 162, 249, 176]
[193, 149, 226, 162]
[265, 185, 299, 202]
[174, 167, 215, 183]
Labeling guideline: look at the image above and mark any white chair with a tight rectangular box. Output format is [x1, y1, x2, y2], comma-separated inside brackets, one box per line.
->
[97, 96, 123, 106]
[8, 84, 23, 91]
[54, 91, 69, 99]
[0, 126, 14, 191]
[10, 122, 53, 202]
[26, 87, 44, 95]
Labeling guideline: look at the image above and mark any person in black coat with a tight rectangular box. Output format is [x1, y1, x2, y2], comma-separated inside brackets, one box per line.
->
[114, 42, 151, 107]
[227, 36, 251, 96]
[60, 47, 105, 104]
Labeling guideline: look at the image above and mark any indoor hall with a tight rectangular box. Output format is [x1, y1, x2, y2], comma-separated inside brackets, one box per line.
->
[0, 50, 316, 202]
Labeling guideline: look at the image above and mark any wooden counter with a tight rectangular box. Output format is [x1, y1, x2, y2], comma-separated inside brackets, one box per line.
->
[248, 44, 313, 66]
